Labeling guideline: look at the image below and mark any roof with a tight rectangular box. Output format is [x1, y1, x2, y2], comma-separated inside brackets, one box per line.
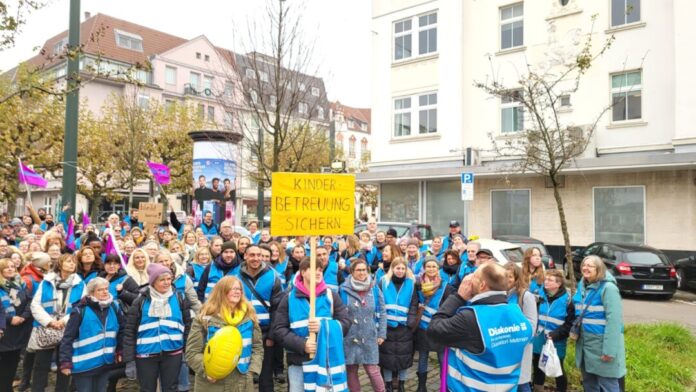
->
[27, 13, 189, 69]
[331, 101, 371, 133]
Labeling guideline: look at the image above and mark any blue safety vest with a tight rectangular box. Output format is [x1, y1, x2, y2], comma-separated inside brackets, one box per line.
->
[323, 260, 340, 293]
[417, 283, 446, 330]
[447, 303, 533, 392]
[207, 319, 254, 374]
[107, 274, 128, 299]
[80, 271, 99, 284]
[288, 288, 333, 340]
[381, 278, 414, 328]
[271, 259, 288, 290]
[533, 290, 570, 357]
[407, 257, 421, 275]
[204, 263, 240, 300]
[72, 304, 119, 373]
[238, 269, 276, 327]
[136, 294, 185, 355]
[35, 279, 86, 327]
[0, 286, 19, 317]
[375, 268, 386, 284]
[458, 263, 477, 282]
[529, 279, 546, 301]
[573, 281, 607, 335]
[250, 231, 261, 245]
[302, 319, 347, 392]
[191, 264, 207, 289]
[200, 223, 218, 239]
[173, 274, 187, 296]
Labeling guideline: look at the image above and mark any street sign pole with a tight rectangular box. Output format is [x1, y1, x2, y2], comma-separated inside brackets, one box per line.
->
[461, 173, 474, 237]
[61, 0, 81, 217]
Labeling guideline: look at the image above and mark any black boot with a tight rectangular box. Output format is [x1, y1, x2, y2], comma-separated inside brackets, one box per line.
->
[398, 380, 406, 392]
[417, 372, 427, 392]
[385, 381, 393, 392]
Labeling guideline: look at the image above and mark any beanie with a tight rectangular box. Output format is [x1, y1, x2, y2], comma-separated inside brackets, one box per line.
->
[221, 241, 236, 253]
[386, 228, 398, 237]
[31, 252, 51, 271]
[147, 263, 172, 286]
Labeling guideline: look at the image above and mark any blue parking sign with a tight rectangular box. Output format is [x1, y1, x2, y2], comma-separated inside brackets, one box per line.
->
[461, 172, 474, 201]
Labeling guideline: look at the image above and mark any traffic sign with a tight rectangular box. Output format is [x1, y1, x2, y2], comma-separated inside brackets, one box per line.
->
[461, 172, 474, 201]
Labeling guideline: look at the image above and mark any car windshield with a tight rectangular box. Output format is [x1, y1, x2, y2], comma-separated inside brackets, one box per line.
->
[355, 224, 434, 241]
[517, 243, 549, 255]
[502, 248, 524, 264]
[625, 251, 670, 266]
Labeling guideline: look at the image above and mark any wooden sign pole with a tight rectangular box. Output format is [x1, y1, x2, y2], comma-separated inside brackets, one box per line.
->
[308, 236, 317, 359]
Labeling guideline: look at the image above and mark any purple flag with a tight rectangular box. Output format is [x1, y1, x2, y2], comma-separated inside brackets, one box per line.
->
[65, 216, 75, 250]
[104, 223, 126, 268]
[147, 160, 171, 185]
[18, 162, 48, 188]
[82, 211, 91, 226]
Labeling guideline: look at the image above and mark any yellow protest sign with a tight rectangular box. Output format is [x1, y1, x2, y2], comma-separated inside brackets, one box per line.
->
[271, 172, 355, 236]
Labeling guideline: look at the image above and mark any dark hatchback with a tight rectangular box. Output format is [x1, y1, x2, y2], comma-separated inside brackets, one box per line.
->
[494, 235, 555, 269]
[675, 254, 696, 291]
[572, 242, 678, 298]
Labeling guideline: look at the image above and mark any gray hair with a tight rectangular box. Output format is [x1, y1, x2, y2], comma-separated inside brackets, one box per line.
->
[87, 277, 110, 294]
[581, 255, 606, 282]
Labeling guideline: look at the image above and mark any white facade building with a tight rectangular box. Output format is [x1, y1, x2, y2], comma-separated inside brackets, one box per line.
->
[361, 0, 696, 255]
[330, 102, 371, 172]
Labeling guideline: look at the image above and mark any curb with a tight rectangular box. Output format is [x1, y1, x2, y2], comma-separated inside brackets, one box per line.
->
[674, 290, 696, 302]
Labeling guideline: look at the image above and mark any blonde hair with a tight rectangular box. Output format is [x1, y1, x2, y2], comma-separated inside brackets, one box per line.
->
[199, 276, 258, 325]
[0, 258, 16, 286]
[345, 235, 359, 256]
[193, 246, 212, 266]
[522, 247, 545, 287]
[126, 248, 150, 285]
[384, 256, 415, 282]
[582, 255, 606, 283]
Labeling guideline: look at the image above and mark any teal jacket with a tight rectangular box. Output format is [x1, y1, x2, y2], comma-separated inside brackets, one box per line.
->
[575, 273, 626, 378]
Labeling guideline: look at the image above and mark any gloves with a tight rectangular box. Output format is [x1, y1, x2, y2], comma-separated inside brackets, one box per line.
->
[125, 361, 137, 380]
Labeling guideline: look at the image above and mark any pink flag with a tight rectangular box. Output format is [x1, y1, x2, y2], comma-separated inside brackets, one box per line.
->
[104, 223, 126, 268]
[82, 211, 91, 226]
[18, 162, 48, 188]
[147, 160, 171, 185]
[65, 216, 76, 250]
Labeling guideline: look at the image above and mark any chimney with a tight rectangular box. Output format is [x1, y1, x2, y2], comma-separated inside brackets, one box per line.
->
[84, 11, 91, 20]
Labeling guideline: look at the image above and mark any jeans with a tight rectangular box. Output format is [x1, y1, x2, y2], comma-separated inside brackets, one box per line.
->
[73, 372, 109, 392]
[177, 360, 190, 391]
[382, 368, 408, 382]
[347, 364, 385, 392]
[32, 348, 69, 392]
[416, 349, 444, 374]
[581, 368, 621, 392]
[288, 365, 304, 392]
[136, 353, 182, 392]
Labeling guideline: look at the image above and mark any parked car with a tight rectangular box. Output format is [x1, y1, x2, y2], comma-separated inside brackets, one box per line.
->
[354, 221, 434, 246]
[474, 239, 524, 266]
[571, 242, 677, 298]
[675, 254, 696, 291]
[232, 226, 251, 237]
[493, 235, 556, 269]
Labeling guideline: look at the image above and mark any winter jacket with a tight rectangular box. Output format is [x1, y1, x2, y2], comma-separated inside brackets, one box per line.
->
[238, 263, 284, 339]
[185, 314, 263, 392]
[31, 273, 86, 327]
[20, 264, 44, 296]
[378, 278, 419, 371]
[0, 279, 33, 352]
[414, 282, 454, 353]
[196, 255, 240, 303]
[574, 275, 626, 379]
[339, 279, 387, 365]
[271, 286, 351, 366]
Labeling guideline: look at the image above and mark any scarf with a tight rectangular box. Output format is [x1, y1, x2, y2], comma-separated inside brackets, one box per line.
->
[294, 273, 327, 297]
[442, 262, 459, 275]
[420, 273, 441, 297]
[2, 277, 22, 306]
[359, 241, 373, 252]
[56, 273, 77, 290]
[89, 294, 114, 309]
[221, 302, 248, 327]
[391, 275, 405, 288]
[349, 275, 372, 293]
[148, 287, 173, 318]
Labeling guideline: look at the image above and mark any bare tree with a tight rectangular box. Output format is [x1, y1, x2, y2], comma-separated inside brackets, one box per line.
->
[475, 16, 618, 283]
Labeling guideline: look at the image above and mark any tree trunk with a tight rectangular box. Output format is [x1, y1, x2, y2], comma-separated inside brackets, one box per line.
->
[89, 195, 100, 223]
[551, 176, 576, 289]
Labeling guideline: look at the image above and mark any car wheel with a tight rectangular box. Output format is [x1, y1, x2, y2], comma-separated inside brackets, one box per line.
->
[676, 269, 685, 290]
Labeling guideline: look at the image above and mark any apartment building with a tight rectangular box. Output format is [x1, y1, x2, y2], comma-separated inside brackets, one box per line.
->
[361, 0, 696, 255]
[330, 102, 371, 172]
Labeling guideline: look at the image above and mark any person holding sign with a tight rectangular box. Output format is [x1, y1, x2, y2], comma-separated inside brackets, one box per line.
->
[271, 257, 351, 392]
[427, 263, 533, 392]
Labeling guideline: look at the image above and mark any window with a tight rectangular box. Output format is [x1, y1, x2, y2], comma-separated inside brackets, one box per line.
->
[224, 81, 233, 98]
[393, 97, 412, 137]
[560, 94, 571, 107]
[426, 181, 464, 236]
[299, 83, 306, 92]
[418, 93, 437, 134]
[393, 19, 412, 60]
[611, 70, 641, 122]
[311, 87, 320, 97]
[260, 71, 269, 83]
[298, 102, 309, 115]
[207, 106, 215, 122]
[196, 52, 201, 59]
[349, 137, 356, 158]
[348, 120, 355, 129]
[165, 99, 175, 113]
[197, 104, 205, 119]
[360, 139, 368, 158]
[381, 182, 419, 222]
[246, 68, 256, 79]
[360, 123, 368, 131]
[250, 90, 258, 104]
[418, 13, 437, 55]
[611, 0, 640, 27]
[53, 38, 67, 55]
[501, 90, 524, 133]
[594, 186, 645, 244]
[203, 76, 213, 93]
[224, 112, 234, 128]
[165, 66, 177, 85]
[43, 197, 53, 214]
[138, 93, 149, 109]
[336, 133, 344, 153]
[204, 54, 210, 62]
[500, 3, 524, 50]
[189, 72, 200, 89]
[491, 189, 530, 237]
[317, 107, 325, 120]
[115, 30, 143, 51]
[270, 95, 277, 108]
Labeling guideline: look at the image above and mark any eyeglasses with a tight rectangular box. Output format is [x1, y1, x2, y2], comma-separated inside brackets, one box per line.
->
[230, 287, 243, 293]
[353, 268, 368, 273]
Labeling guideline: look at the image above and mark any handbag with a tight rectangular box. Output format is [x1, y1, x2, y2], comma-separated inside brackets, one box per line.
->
[538, 338, 563, 377]
[569, 281, 605, 340]
[34, 325, 64, 349]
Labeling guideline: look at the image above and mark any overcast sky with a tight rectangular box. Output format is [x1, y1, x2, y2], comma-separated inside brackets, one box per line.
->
[1, 0, 372, 107]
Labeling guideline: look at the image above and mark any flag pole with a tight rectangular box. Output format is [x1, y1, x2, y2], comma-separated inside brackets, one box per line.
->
[107, 222, 127, 269]
[308, 235, 317, 359]
[18, 158, 33, 209]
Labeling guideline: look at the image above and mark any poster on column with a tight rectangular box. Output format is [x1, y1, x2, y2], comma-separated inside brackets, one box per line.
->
[191, 140, 239, 224]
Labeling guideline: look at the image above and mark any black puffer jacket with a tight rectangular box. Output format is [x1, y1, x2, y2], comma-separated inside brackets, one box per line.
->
[196, 254, 240, 302]
[378, 278, 419, 371]
[414, 283, 454, 352]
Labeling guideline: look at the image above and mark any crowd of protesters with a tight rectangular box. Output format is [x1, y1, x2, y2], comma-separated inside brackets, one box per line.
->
[0, 207, 626, 392]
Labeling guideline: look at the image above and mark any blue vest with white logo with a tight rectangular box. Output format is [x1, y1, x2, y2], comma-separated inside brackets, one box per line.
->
[533, 291, 570, 357]
[323, 260, 340, 293]
[207, 318, 254, 374]
[204, 263, 240, 299]
[302, 319, 347, 392]
[191, 264, 207, 289]
[136, 294, 185, 355]
[573, 281, 607, 335]
[72, 304, 119, 373]
[288, 288, 333, 340]
[417, 283, 446, 330]
[34, 279, 85, 327]
[271, 259, 288, 290]
[447, 304, 533, 392]
[238, 269, 276, 327]
[381, 278, 414, 328]
[107, 274, 128, 299]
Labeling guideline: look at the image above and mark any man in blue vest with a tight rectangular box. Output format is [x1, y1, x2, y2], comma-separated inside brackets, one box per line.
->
[316, 245, 343, 292]
[428, 263, 533, 392]
[198, 211, 219, 240]
[238, 244, 283, 392]
[196, 241, 239, 301]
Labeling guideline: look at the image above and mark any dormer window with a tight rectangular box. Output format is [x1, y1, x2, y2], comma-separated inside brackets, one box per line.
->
[115, 30, 143, 52]
[53, 37, 68, 55]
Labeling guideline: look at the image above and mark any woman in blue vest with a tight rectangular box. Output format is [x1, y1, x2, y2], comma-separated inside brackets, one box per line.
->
[100, 254, 139, 310]
[532, 269, 575, 392]
[75, 246, 102, 284]
[268, 241, 288, 289]
[30, 253, 87, 392]
[271, 257, 351, 392]
[404, 239, 422, 274]
[155, 249, 202, 313]
[58, 277, 124, 392]
[505, 263, 538, 392]
[197, 241, 240, 302]
[340, 258, 387, 392]
[441, 250, 462, 287]
[414, 256, 454, 392]
[573, 256, 625, 392]
[522, 247, 545, 302]
[0, 258, 33, 391]
[379, 257, 418, 392]
[421, 236, 445, 262]
[123, 262, 192, 392]
[186, 275, 263, 391]
[375, 243, 402, 284]
[187, 246, 212, 289]
[124, 248, 151, 292]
